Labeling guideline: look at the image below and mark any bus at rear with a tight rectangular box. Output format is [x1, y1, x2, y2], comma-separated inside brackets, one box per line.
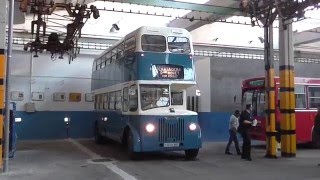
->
[241, 77, 320, 148]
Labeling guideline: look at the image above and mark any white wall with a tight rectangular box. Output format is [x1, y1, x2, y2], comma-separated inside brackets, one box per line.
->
[10, 50, 99, 111]
[187, 56, 211, 112]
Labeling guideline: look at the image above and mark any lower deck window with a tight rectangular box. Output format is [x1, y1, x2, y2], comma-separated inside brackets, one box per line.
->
[140, 85, 170, 110]
[171, 91, 183, 105]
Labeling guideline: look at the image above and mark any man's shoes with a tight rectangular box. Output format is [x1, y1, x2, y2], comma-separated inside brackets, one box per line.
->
[241, 156, 252, 161]
[225, 152, 233, 155]
[237, 152, 242, 155]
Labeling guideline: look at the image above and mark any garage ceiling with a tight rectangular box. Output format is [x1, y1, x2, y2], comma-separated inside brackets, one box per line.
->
[12, 0, 320, 50]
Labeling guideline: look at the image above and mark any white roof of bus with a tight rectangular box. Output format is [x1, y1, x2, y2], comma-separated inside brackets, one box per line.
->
[126, 26, 191, 39]
[94, 26, 192, 61]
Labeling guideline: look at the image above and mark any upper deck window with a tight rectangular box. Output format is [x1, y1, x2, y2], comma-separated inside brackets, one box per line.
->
[168, 36, 191, 54]
[141, 35, 166, 52]
[125, 37, 136, 56]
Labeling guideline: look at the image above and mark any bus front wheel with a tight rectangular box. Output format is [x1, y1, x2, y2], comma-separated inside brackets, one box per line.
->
[185, 149, 199, 160]
[312, 130, 320, 149]
[126, 130, 140, 160]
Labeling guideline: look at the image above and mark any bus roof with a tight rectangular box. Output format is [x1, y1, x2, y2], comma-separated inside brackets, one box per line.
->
[94, 26, 192, 61]
[126, 26, 191, 39]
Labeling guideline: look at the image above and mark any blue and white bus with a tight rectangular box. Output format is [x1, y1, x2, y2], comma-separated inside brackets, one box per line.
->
[92, 26, 201, 160]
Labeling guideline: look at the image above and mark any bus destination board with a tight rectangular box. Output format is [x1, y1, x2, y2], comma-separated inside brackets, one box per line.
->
[151, 64, 184, 79]
[248, 79, 265, 87]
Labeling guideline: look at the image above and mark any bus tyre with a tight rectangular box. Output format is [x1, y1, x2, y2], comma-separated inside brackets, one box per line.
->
[94, 125, 104, 144]
[127, 130, 140, 160]
[185, 149, 199, 160]
[312, 130, 320, 149]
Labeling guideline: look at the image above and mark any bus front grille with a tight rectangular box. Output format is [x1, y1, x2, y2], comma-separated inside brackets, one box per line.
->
[158, 118, 184, 142]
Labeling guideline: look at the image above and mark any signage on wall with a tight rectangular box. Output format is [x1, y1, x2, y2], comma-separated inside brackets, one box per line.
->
[151, 64, 184, 79]
[69, 93, 81, 102]
[10, 91, 24, 101]
[32, 92, 44, 101]
[85, 93, 94, 102]
[53, 92, 66, 101]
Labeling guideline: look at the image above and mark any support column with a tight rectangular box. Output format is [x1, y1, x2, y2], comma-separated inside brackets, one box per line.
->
[279, 19, 296, 157]
[0, 0, 7, 170]
[264, 24, 277, 158]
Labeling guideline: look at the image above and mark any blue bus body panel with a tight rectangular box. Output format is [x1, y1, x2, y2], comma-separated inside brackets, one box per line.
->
[136, 52, 195, 81]
[92, 52, 195, 91]
[96, 112, 202, 152]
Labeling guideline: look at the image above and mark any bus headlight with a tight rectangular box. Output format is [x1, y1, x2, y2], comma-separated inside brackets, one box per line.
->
[145, 123, 155, 133]
[189, 123, 197, 131]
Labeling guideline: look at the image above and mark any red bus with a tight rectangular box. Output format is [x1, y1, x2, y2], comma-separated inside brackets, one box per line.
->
[241, 77, 320, 148]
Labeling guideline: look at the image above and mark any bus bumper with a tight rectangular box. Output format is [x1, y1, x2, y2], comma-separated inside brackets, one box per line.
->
[134, 130, 202, 152]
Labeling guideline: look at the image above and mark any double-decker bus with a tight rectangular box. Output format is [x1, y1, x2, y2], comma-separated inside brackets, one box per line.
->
[242, 77, 320, 148]
[92, 26, 202, 159]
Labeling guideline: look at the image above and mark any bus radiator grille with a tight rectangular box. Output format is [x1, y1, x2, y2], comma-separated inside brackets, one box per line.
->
[158, 118, 184, 142]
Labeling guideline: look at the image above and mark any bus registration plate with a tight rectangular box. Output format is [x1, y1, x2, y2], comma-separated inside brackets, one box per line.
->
[164, 143, 179, 147]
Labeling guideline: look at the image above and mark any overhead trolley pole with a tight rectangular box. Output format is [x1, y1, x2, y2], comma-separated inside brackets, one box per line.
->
[279, 19, 296, 157]
[0, 0, 7, 171]
[259, 7, 278, 158]
[263, 21, 277, 158]
[3, 0, 14, 172]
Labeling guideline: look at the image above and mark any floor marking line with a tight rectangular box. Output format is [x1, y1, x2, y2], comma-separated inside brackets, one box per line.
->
[68, 139, 138, 180]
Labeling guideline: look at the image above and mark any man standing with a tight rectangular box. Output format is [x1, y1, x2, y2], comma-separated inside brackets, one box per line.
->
[238, 104, 254, 161]
[225, 110, 241, 155]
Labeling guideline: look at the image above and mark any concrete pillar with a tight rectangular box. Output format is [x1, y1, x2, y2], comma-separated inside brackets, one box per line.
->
[0, 0, 7, 170]
[279, 19, 296, 157]
[264, 25, 277, 158]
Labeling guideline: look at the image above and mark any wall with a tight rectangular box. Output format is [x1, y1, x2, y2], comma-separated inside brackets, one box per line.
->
[187, 56, 211, 112]
[11, 50, 99, 139]
[11, 50, 95, 111]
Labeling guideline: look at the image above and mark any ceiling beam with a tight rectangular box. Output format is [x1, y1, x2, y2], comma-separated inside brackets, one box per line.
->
[167, 0, 240, 31]
[101, 0, 241, 15]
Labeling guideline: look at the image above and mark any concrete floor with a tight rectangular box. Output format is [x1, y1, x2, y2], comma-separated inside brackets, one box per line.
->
[1, 139, 320, 180]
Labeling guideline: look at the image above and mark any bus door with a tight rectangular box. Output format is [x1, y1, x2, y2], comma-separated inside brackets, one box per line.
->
[252, 91, 258, 117]
[243, 90, 264, 119]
